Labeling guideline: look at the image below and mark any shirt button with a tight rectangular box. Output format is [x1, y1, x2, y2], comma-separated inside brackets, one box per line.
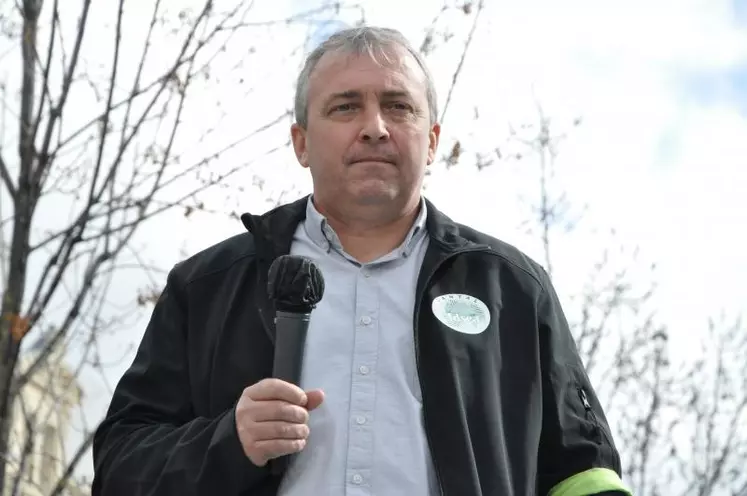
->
[360, 316, 372, 325]
[358, 365, 369, 375]
[352, 474, 363, 484]
[355, 415, 366, 425]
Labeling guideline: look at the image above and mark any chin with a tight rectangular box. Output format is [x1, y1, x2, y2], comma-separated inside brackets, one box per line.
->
[353, 196, 394, 207]
[350, 186, 398, 205]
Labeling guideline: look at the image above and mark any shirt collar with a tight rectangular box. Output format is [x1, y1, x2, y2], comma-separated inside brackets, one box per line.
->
[303, 195, 428, 259]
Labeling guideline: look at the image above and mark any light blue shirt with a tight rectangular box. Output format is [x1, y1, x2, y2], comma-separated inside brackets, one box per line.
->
[277, 196, 439, 495]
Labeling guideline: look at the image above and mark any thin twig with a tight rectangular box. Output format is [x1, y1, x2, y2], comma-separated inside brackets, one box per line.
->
[0, 154, 15, 202]
[439, 0, 485, 125]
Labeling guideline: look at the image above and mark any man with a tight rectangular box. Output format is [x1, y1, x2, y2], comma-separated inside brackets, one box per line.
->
[92, 26, 632, 496]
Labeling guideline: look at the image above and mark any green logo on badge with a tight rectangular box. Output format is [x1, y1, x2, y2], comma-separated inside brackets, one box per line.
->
[431, 294, 490, 334]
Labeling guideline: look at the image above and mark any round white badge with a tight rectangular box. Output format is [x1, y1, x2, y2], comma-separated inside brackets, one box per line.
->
[431, 294, 491, 335]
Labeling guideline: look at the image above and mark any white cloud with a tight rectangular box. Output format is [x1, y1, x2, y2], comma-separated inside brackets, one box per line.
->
[249, 0, 747, 354]
[22, 0, 744, 481]
[412, 0, 747, 331]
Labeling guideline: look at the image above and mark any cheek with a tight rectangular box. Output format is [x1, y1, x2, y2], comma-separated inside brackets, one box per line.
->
[306, 129, 351, 183]
[398, 130, 432, 158]
[308, 128, 350, 160]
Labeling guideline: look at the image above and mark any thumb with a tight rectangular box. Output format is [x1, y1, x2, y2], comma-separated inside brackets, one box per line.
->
[304, 389, 325, 411]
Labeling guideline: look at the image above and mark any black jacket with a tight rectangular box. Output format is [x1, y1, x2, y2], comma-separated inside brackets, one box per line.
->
[92, 196, 629, 496]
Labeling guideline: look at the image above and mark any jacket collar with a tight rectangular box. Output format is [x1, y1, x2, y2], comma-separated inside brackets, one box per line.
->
[239, 194, 482, 344]
[240, 196, 308, 263]
[240, 193, 478, 260]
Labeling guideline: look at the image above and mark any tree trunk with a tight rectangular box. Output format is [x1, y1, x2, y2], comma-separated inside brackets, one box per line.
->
[0, 206, 32, 493]
[0, 0, 40, 490]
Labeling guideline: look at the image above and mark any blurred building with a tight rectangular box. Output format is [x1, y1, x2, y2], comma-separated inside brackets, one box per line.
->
[3, 331, 89, 496]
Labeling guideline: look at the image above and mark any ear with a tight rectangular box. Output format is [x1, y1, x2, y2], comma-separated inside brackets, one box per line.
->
[427, 122, 441, 165]
[291, 123, 309, 168]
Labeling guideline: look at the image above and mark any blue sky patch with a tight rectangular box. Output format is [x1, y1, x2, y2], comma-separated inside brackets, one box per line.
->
[680, 63, 747, 116]
[734, 0, 747, 25]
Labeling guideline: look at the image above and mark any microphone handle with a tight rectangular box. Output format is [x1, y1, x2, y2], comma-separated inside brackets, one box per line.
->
[270, 310, 311, 475]
[272, 311, 310, 383]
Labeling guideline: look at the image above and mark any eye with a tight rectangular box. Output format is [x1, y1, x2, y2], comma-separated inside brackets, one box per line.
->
[330, 103, 357, 113]
[387, 101, 413, 112]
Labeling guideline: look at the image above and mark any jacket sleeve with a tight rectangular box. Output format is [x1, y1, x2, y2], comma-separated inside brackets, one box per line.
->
[535, 269, 633, 496]
[92, 266, 266, 495]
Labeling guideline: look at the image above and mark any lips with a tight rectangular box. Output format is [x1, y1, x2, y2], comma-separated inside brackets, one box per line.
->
[350, 157, 396, 165]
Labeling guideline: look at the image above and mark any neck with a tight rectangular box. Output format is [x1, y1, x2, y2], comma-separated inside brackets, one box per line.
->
[314, 197, 422, 263]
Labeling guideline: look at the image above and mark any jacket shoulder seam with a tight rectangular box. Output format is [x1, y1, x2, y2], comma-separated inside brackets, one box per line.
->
[170, 234, 257, 289]
[183, 250, 257, 288]
[449, 221, 547, 292]
[481, 248, 545, 291]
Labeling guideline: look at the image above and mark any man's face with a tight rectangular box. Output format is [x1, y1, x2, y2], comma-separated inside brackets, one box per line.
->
[291, 47, 440, 210]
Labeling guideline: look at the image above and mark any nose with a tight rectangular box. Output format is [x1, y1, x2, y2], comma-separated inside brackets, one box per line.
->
[358, 109, 390, 142]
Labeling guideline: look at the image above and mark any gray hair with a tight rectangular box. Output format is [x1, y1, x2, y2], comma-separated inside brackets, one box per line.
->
[294, 26, 439, 128]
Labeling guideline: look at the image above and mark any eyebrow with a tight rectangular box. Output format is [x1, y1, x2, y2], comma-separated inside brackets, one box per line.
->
[322, 89, 413, 107]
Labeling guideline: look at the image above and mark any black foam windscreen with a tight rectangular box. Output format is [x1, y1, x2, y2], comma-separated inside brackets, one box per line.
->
[267, 255, 325, 313]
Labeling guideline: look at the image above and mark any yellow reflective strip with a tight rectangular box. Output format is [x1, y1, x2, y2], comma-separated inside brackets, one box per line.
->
[548, 468, 633, 496]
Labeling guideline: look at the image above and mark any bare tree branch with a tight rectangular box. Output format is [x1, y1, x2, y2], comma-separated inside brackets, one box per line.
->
[466, 100, 747, 494]
[30, 0, 59, 149]
[27, 109, 290, 254]
[0, 153, 14, 201]
[48, 426, 94, 496]
[33, 0, 93, 190]
[439, 0, 484, 126]
[0, 0, 370, 491]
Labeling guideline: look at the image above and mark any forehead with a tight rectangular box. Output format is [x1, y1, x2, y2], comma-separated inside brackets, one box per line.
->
[307, 47, 428, 102]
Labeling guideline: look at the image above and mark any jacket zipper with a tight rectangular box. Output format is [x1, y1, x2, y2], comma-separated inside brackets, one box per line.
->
[413, 244, 492, 496]
[578, 387, 623, 471]
[578, 387, 605, 444]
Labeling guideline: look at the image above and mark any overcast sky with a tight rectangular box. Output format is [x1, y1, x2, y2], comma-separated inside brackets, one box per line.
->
[3, 0, 744, 484]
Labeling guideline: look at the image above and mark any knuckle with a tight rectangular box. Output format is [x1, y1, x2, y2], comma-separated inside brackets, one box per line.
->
[278, 404, 293, 420]
[298, 408, 310, 423]
[277, 424, 292, 437]
[236, 398, 255, 417]
[284, 405, 306, 423]
[264, 377, 282, 389]
[296, 424, 309, 437]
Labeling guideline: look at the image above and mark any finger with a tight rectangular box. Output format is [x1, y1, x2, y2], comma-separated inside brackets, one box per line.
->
[247, 378, 308, 405]
[251, 421, 310, 442]
[251, 401, 309, 424]
[304, 389, 325, 411]
[255, 438, 307, 461]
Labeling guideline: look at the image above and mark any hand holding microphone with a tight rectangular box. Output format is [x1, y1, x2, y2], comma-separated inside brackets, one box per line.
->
[234, 378, 324, 467]
[234, 255, 325, 469]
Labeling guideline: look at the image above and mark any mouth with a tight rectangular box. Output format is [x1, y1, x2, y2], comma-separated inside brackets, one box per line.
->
[350, 158, 396, 166]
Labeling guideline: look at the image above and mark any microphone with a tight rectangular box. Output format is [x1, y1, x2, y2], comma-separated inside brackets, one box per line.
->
[266, 254, 325, 474]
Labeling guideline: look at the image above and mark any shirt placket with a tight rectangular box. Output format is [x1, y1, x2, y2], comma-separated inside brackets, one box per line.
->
[345, 265, 379, 494]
